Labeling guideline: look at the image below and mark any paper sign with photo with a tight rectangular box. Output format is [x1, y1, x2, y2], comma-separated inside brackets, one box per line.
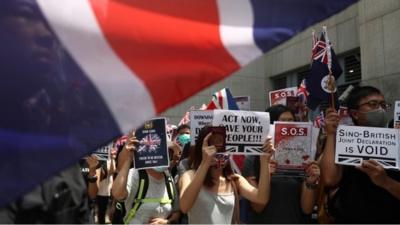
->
[134, 118, 169, 170]
[273, 121, 313, 176]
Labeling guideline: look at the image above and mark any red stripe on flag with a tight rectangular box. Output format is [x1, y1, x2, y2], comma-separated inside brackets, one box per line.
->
[89, 0, 240, 113]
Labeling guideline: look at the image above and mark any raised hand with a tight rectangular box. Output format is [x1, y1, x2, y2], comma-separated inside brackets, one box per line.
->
[118, 131, 139, 167]
[356, 160, 388, 187]
[85, 154, 99, 171]
[325, 108, 340, 135]
[260, 136, 275, 165]
[202, 133, 217, 167]
[305, 161, 320, 185]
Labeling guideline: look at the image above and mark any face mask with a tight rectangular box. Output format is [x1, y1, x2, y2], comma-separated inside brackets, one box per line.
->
[177, 134, 190, 146]
[213, 153, 230, 169]
[359, 108, 388, 127]
[153, 167, 168, 173]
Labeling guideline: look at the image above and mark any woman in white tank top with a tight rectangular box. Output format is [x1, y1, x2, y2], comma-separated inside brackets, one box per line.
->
[179, 126, 274, 224]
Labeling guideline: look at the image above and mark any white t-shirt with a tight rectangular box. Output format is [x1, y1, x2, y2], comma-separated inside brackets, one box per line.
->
[124, 169, 177, 224]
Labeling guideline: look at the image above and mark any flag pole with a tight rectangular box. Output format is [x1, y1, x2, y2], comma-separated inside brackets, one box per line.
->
[323, 26, 336, 110]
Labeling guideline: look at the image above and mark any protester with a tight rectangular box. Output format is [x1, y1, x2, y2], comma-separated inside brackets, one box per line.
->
[168, 141, 183, 180]
[112, 132, 181, 224]
[179, 126, 273, 224]
[0, 164, 92, 223]
[321, 86, 400, 223]
[243, 104, 320, 223]
[96, 152, 115, 224]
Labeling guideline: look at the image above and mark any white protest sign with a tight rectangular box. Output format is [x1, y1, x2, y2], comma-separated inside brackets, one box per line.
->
[274, 122, 313, 176]
[335, 125, 400, 169]
[189, 110, 213, 145]
[234, 96, 251, 111]
[268, 87, 297, 106]
[212, 110, 270, 154]
[93, 141, 113, 161]
[395, 101, 400, 129]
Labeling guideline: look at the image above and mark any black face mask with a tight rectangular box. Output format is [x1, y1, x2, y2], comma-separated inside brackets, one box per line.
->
[358, 109, 388, 127]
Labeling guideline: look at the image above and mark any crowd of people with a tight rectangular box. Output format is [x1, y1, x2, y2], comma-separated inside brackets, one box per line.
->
[2, 85, 399, 224]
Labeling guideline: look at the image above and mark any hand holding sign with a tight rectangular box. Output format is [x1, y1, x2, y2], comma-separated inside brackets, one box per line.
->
[85, 154, 99, 171]
[305, 161, 320, 185]
[260, 137, 275, 165]
[118, 130, 138, 169]
[356, 160, 388, 187]
[202, 133, 217, 167]
[325, 108, 340, 135]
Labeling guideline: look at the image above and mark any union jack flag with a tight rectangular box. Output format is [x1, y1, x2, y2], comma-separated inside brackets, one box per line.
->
[312, 28, 331, 68]
[306, 26, 342, 110]
[297, 79, 309, 105]
[313, 111, 325, 129]
[206, 88, 239, 110]
[215, 153, 230, 168]
[138, 134, 161, 154]
[115, 135, 128, 148]
[178, 106, 195, 126]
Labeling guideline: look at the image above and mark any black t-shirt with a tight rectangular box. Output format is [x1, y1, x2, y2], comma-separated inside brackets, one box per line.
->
[330, 166, 400, 223]
[243, 156, 310, 224]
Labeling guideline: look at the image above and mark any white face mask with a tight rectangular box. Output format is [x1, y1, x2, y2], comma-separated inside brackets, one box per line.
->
[153, 167, 168, 173]
[359, 108, 388, 127]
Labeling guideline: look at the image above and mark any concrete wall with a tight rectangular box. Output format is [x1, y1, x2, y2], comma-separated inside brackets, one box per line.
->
[358, 0, 400, 114]
[162, 0, 400, 124]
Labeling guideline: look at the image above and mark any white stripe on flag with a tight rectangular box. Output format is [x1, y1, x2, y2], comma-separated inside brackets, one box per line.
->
[217, 0, 263, 67]
[37, 1, 156, 133]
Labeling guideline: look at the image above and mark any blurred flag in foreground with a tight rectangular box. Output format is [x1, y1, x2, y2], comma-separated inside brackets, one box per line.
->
[0, 0, 356, 206]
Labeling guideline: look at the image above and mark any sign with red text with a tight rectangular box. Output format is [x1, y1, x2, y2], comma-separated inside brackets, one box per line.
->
[274, 122, 313, 176]
[212, 110, 270, 154]
[268, 87, 297, 106]
[335, 125, 400, 169]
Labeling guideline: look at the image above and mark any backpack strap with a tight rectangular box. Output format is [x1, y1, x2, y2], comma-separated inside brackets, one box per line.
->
[124, 170, 149, 224]
[163, 171, 175, 201]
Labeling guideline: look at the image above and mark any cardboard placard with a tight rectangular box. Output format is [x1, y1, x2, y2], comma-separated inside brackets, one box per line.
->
[134, 118, 169, 169]
[268, 87, 297, 106]
[93, 141, 113, 161]
[189, 110, 213, 145]
[212, 110, 270, 154]
[273, 122, 313, 176]
[395, 101, 400, 128]
[234, 96, 251, 111]
[335, 125, 399, 169]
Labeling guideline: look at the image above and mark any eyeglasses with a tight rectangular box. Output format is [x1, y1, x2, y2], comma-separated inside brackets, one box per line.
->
[358, 100, 392, 110]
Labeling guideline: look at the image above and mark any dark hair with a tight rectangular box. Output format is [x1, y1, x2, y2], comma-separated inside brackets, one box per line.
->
[177, 124, 190, 134]
[253, 105, 295, 181]
[346, 86, 382, 110]
[191, 126, 233, 187]
[346, 86, 383, 125]
[265, 104, 295, 124]
[181, 142, 192, 160]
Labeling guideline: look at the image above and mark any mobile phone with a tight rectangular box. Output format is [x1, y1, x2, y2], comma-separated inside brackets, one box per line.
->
[205, 126, 226, 151]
